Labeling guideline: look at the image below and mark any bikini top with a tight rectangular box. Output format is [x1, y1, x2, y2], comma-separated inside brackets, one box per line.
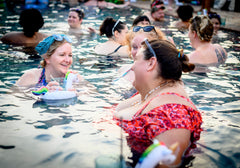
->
[107, 45, 123, 55]
[36, 68, 47, 87]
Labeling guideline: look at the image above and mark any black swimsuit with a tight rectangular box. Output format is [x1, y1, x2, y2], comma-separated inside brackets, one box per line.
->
[107, 45, 122, 55]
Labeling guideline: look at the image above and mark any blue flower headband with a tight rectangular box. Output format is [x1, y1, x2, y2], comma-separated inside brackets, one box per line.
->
[35, 34, 72, 56]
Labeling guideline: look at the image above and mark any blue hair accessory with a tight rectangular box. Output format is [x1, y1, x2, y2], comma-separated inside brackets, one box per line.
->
[35, 34, 72, 55]
[178, 52, 181, 58]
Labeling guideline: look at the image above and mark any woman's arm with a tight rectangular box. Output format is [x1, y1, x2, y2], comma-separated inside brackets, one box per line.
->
[155, 128, 191, 167]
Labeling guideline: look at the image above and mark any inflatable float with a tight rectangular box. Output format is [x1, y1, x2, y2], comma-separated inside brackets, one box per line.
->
[32, 71, 79, 101]
[135, 140, 178, 168]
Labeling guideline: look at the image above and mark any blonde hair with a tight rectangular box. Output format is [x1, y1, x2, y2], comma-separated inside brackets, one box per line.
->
[190, 15, 213, 42]
[125, 26, 166, 56]
[40, 40, 69, 67]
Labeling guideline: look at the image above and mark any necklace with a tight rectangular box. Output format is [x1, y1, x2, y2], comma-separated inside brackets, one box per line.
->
[131, 81, 170, 106]
[143, 85, 160, 102]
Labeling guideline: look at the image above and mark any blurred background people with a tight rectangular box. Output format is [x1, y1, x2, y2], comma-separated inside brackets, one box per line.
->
[174, 5, 194, 31]
[25, 0, 49, 9]
[1, 8, 47, 48]
[84, 0, 130, 8]
[144, 0, 165, 22]
[188, 15, 227, 73]
[132, 15, 151, 27]
[94, 17, 129, 57]
[208, 12, 222, 35]
[68, 8, 96, 35]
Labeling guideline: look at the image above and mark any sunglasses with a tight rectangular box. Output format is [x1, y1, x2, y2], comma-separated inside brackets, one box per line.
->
[143, 38, 157, 58]
[133, 26, 155, 32]
[112, 19, 120, 36]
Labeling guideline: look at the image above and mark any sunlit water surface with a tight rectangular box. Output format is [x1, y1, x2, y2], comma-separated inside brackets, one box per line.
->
[0, 3, 239, 168]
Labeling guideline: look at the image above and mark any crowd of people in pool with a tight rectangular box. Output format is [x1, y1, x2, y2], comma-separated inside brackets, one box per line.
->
[0, 0, 229, 167]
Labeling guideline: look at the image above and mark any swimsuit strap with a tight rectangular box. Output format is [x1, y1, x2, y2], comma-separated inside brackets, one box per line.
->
[37, 68, 47, 86]
[133, 92, 196, 118]
[107, 45, 123, 55]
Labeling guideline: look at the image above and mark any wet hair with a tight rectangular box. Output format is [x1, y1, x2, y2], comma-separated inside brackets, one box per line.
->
[177, 5, 194, 22]
[126, 26, 166, 54]
[190, 15, 213, 42]
[70, 8, 85, 20]
[208, 12, 221, 25]
[99, 17, 125, 38]
[19, 8, 44, 37]
[132, 15, 151, 26]
[40, 40, 69, 67]
[142, 40, 195, 80]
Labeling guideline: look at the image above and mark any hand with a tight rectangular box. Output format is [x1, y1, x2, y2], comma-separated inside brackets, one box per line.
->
[46, 81, 64, 92]
[88, 27, 96, 33]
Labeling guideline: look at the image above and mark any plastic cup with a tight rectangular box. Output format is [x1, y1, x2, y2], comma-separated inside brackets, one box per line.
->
[95, 154, 126, 168]
[221, 18, 226, 26]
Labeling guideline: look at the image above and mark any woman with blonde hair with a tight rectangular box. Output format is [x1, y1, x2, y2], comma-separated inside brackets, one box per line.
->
[16, 34, 83, 90]
[116, 25, 167, 84]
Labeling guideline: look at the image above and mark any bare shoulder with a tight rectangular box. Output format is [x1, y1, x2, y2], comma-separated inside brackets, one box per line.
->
[16, 68, 42, 87]
[188, 50, 200, 63]
[1, 32, 24, 44]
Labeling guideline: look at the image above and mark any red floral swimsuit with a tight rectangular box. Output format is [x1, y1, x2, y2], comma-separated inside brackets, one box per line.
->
[114, 92, 203, 153]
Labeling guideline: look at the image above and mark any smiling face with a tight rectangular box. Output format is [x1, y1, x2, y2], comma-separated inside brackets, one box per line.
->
[45, 42, 72, 77]
[211, 18, 220, 34]
[152, 8, 165, 21]
[68, 11, 82, 29]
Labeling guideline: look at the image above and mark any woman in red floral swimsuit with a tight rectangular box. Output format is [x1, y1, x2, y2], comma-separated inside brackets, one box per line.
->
[113, 39, 202, 167]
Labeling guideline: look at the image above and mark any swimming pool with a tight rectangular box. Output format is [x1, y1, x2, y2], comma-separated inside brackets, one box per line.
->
[0, 2, 240, 168]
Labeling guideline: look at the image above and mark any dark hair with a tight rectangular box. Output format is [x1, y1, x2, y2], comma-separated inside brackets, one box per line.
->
[19, 8, 44, 37]
[143, 40, 195, 80]
[70, 8, 85, 20]
[208, 12, 221, 25]
[190, 15, 213, 42]
[177, 5, 194, 22]
[132, 15, 151, 26]
[99, 17, 125, 38]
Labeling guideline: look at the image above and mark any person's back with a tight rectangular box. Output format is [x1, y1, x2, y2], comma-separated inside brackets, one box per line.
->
[174, 5, 194, 31]
[0, 8, 47, 47]
[188, 15, 227, 68]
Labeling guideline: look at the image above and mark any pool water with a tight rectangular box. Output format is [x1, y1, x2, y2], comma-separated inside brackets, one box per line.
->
[0, 2, 240, 168]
